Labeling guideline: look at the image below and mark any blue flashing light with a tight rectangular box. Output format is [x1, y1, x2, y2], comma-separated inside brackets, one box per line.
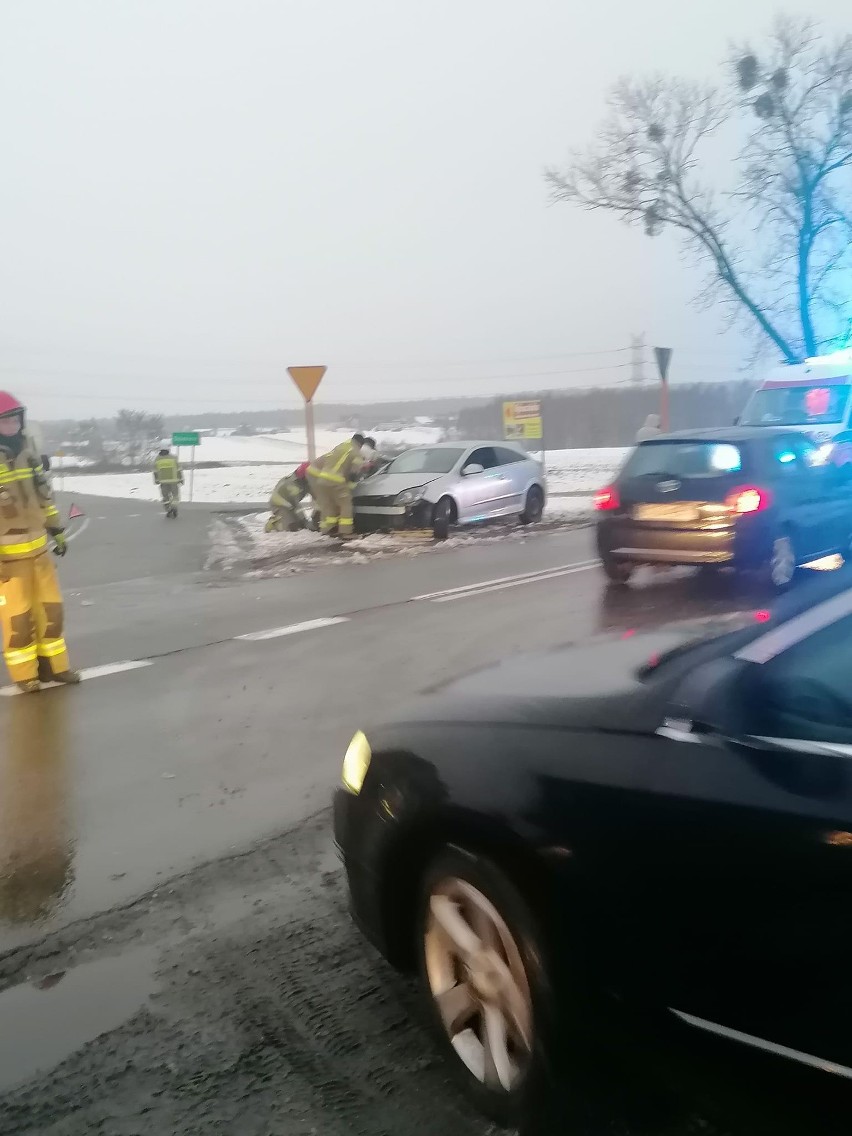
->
[777, 450, 796, 464]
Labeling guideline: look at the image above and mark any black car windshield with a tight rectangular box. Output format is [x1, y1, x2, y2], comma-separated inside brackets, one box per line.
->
[740, 383, 851, 426]
[387, 447, 464, 475]
[623, 440, 747, 479]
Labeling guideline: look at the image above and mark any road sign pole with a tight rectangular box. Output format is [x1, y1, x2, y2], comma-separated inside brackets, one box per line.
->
[660, 382, 670, 433]
[305, 399, 317, 463]
[287, 367, 327, 464]
[653, 348, 673, 431]
[189, 445, 196, 503]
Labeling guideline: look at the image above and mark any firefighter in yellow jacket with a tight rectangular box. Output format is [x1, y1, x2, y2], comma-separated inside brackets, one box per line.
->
[306, 434, 365, 538]
[0, 392, 80, 694]
[265, 462, 310, 532]
[153, 448, 183, 518]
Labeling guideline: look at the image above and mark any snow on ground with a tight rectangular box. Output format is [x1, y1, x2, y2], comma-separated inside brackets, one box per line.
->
[545, 495, 596, 521]
[58, 465, 280, 504]
[50, 455, 95, 470]
[166, 425, 444, 466]
[209, 503, 593, 578]
[544, 447, 627, 495]
[60, 446, 624, 506]
[185, 433, 307, 463]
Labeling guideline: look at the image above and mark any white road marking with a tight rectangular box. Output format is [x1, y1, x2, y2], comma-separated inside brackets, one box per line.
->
[235, 616, 350, 642]
[0, 659, 152, 696]
[419, 560, 599, 603]
[412, 560, 598, 602]
[64, 517, 90, 542]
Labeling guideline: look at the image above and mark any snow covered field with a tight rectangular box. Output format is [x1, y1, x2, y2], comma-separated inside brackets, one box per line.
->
[165, 426, 444, 465]
[546, 447, 627, 495]
[57, 438, 624, 509]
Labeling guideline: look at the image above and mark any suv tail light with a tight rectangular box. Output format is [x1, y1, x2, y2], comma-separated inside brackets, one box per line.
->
[725, 485, 772, 514]
[594, 486, 620, 511]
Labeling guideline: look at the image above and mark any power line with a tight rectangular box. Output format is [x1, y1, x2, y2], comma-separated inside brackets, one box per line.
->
[0, 344, 635, 371]
[630, 334, 647, 384]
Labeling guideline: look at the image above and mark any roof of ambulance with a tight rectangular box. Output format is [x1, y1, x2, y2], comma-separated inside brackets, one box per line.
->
[760, 355, 852, 385]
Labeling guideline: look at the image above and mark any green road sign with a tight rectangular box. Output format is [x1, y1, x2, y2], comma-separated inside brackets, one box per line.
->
[172, 432, 201, 446]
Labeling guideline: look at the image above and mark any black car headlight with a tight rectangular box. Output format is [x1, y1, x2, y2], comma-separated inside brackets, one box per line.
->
[394, 486, 426, 506]
[342, 731, 372, 794]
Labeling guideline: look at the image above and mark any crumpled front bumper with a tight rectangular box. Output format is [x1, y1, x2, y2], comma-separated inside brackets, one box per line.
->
[353, 499, 433, 532]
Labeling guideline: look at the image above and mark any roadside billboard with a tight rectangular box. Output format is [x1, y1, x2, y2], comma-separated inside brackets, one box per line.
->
[502, 400, 543, 441]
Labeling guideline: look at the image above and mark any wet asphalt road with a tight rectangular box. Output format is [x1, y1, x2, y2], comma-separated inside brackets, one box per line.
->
[0, 497, 843, 1133]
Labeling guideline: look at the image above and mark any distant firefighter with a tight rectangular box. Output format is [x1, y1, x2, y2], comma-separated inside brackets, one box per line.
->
[153, 448, 184, 518]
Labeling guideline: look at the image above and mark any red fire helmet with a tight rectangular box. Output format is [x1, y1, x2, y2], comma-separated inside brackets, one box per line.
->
[0, 392, 24, 420]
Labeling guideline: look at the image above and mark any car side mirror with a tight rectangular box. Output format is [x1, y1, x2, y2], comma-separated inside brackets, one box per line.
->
[462, 463, 484, 476]
[665, 655, 752, 738]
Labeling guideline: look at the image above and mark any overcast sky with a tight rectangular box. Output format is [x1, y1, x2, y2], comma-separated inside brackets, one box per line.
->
[0, 1, 846, 420]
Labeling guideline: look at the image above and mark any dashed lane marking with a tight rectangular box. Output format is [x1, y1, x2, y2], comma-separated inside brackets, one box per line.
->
[414, 559, 599, 603]
[0, 561, 596, 694]
[0, 659, 153, 697]
[235, 616, 350, 642]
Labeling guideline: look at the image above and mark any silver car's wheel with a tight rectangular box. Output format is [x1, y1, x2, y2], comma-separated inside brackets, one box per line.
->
[423, 876, 533, 1094]
[432, 497, 455, 541]
[769, 534, 796, 589]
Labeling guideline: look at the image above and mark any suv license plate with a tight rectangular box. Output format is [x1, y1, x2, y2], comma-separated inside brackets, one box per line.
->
[634, 503, 699, 522]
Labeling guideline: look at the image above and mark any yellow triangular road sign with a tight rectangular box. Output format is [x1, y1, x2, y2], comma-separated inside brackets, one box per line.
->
[288, 366, 326, 403]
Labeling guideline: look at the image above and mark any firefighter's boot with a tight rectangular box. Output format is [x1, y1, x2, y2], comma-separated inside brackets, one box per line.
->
[52, 669, 82, 685]
[16, 679, 41, 694]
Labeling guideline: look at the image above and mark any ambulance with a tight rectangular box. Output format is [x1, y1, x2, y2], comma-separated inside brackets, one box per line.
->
[739, 349, 852, 463]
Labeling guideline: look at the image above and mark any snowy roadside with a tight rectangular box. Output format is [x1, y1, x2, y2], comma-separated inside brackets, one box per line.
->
[58, 447, 623, 506]
[207, 500, 595, 578]
[57, 465, 281, 505]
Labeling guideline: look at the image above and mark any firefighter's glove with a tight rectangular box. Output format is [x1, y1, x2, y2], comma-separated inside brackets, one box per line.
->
[52, 531, 68, 558]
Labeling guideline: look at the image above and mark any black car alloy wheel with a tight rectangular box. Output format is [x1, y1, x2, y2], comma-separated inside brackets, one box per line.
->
[417, 847, 546, 1126]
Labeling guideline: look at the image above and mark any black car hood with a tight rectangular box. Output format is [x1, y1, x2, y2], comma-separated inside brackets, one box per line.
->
[394, 630, 708, 735]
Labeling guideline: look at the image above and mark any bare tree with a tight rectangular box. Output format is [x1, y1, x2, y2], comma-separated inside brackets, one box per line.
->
[114, 409, 165, 467]
[547, 18, 852, 362]
[72, 418, 106, 461]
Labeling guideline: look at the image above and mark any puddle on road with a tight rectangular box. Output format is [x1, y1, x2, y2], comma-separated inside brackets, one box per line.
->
[0, 947, 156, 1093]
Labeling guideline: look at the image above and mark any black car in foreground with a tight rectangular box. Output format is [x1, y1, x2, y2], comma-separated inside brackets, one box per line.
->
[594, 427, 852, 588]
[334, 569, 852, 1127]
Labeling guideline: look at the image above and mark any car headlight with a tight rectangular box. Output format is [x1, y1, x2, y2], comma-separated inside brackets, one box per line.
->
[342, 730, 372, 794]
[813, 442, 834, 466]
[395, 485, 426, 506]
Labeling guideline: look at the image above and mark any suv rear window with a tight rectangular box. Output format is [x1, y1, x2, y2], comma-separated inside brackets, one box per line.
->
[623, 440, 746, 480]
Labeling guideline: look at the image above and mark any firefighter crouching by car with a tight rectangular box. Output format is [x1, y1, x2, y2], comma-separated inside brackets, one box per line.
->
[306, 434, 366, 538]
[265, 462, 311, 532]
[153, 448, 183, 516]
[0, 392, 80, 694]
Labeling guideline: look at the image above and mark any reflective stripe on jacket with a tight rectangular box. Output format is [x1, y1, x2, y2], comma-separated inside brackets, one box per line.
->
[306, 441, 362, 486]
[154, 456, 182, 484]
[270, 473, 306, 509]
[0, 438, 61, 561]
